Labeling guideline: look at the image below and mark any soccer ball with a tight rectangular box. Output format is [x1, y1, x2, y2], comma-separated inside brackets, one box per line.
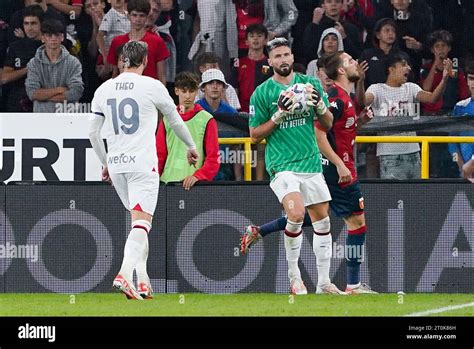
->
[285, 83, 309, 115]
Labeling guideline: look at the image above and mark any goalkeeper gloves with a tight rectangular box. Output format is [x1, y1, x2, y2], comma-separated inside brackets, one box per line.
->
[305, 83, 327, 115]
[271, 90, 298, 125]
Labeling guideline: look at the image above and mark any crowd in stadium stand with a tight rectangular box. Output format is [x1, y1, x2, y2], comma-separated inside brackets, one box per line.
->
[1, 0, 474, 180]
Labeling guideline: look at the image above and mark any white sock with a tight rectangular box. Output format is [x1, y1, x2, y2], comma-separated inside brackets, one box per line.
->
[118, 220, 150, 281]
[135, 235, 149, 284]
[284, 220, 303, 281]
[313, 233, 332, 287]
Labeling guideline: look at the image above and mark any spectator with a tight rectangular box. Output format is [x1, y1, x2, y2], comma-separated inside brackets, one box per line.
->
[157, 71, 219, 189]
[115, 43, 125, 74]
[342, 0, 376, 30]
[358, 17, 414, 89]
[262, 0, 298, 41]
[306, 27, 344, 77]
[420, 30, 469, 114]
[47, 0, 84, 57]
[377, 0, 432, 81]
[197, 68, 237, 115]
[291, 0, 320, 64]
[197, 68, 241, 180]
[234, 23, 272, 113]
[195, 51, 241, 110]
[2, 5, 43, 111]
[146, 0, 177, 92]
[233, 0, 264, 58]
[426, 0, 464, 59]
[25, 19, 84, 113]
[362, 51, 452, 179]
[84, 0, 106, 79]
[448, 64, 474, 178]
[233, 23, 272, 180]
[227, 0, 299, 64]
[97, 0, 130, 79]
[175, 0, 195, 72]
[8, 0, 66, 45]
[198, 0, 297, 73]
[188, 0, 232, 63]
[304, 0, 362, 65]
[78, 0, 106, 104]
[108, 0, 169, 83]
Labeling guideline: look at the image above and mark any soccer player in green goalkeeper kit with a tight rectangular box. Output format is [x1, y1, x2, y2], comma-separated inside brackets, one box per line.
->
[248, 37, 345, 295]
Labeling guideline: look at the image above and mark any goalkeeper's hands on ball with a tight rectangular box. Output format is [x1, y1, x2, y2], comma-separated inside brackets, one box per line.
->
[305, 83, 327, 115]
[271, 90, 298, 125]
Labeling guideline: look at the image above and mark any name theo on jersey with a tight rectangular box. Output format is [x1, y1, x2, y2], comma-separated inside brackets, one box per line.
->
[115, 82, 135, 90]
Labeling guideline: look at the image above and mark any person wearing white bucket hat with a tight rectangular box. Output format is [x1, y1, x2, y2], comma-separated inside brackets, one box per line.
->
[199, 68, 229, 89]
[197, 68, 236, 115]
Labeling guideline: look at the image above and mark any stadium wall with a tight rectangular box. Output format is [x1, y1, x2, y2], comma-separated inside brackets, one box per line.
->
[0, 182, 473, 294]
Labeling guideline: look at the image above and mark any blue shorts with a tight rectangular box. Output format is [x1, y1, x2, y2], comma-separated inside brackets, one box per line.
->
[328, 181, 364, 218]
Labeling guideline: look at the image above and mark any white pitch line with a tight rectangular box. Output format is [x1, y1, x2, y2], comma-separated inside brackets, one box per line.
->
[404, 302, 474, 317]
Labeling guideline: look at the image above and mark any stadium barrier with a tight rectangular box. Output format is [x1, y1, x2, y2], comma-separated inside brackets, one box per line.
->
[222, 136, 474, 181]
[1, 113, 473, 182]
[1, 181, 472, 294]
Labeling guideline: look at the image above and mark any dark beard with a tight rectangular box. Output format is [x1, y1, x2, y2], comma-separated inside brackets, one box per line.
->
[348, 74, 360, 83]
[274, 64, 293, 77]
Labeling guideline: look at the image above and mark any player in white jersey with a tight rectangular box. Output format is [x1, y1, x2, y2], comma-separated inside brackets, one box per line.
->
[89, 41, 198, 300]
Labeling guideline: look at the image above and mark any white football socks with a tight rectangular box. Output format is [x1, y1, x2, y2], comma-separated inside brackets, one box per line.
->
[285, 219, 303, 281]
[313, 217, 332, 287]
[135, 235, 149, 284]
[118, 220, 151, 281]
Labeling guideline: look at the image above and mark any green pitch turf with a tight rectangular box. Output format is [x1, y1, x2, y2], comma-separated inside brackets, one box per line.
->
[1, 293, 473, 316]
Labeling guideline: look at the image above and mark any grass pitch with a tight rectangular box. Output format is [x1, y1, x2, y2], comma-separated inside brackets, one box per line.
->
[1, 293, 473, 316]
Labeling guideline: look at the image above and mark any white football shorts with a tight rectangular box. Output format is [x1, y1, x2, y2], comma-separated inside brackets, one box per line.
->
[270, 171, 331, 206]
[110, 171, 160, 215]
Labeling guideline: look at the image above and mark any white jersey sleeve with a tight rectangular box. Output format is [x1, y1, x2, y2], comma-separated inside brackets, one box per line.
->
[89, 87, 107, 166]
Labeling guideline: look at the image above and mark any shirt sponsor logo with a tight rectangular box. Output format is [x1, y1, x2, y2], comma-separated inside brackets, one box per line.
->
[108, 153, 136, 165]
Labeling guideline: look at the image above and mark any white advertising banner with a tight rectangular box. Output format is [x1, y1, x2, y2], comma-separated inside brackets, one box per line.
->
[0, 113, 102, 182]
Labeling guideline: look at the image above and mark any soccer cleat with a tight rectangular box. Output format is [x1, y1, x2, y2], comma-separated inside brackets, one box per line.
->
[113, 274, 143, 300]
[138, 282, 154, 299]
[345, 283, 378, 295]
[240, 225, 261, 254]
[316, 283, 347, 295]
[290, 278, 308, 295]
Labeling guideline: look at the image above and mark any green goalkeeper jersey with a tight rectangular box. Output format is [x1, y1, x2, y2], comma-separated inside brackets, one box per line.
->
[249, 73, 330, 180]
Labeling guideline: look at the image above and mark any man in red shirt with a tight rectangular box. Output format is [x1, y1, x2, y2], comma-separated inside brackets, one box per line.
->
[108, 0, 169, 83]
[156, 71, 220, 190]
[235, 23, 272, 113]
[234, 23, 272, 180]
